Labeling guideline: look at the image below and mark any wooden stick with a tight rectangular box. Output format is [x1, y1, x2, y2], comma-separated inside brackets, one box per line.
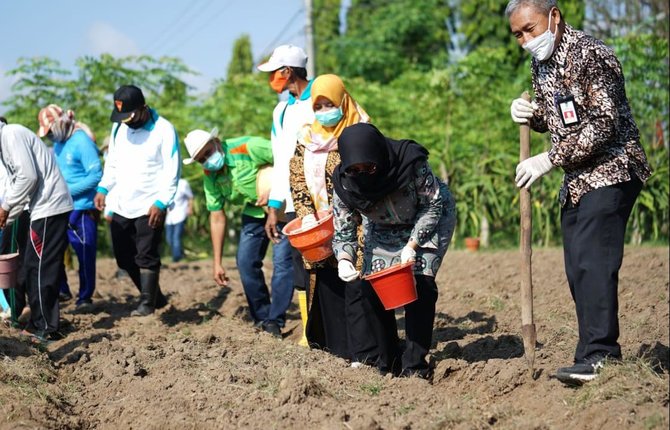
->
[519, 91, 536, 375]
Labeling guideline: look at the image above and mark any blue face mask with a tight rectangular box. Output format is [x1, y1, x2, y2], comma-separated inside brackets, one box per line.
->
[202, 150, 225, 171]
[315, 107, 343, 127]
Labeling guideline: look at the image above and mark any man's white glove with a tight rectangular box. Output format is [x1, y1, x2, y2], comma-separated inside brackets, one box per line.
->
[338, 260, 360, 282]
[510, 98, 537, 124]
[400, 245, 416, 264]
[515, 152, 554, 189]
[300, 213, 318, 230]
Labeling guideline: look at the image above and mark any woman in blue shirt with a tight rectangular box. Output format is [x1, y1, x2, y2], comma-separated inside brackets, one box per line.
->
[38, 105, 102, 312]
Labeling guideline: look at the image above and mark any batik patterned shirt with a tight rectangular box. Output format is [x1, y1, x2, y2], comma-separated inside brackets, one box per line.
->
[529, 24, 651, 206]
[332, 160, 456, 277]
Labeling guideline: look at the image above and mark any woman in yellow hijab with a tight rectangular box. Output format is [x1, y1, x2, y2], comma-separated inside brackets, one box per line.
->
[294, 74, 369, 211]
[289, 75, 397, 372]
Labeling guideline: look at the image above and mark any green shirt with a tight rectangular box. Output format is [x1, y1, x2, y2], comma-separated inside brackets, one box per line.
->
[203, 136, 273, 218]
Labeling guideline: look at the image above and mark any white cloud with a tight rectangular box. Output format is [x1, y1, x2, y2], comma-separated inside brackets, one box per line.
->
[86, 22, 141, 57]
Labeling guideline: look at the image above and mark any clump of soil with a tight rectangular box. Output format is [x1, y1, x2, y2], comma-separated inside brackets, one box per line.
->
[1, 247, 668, 429]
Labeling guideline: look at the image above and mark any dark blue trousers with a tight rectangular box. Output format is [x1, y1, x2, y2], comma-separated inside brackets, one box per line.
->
[236, 214, 293, 326]
[60, 210, 98, 305]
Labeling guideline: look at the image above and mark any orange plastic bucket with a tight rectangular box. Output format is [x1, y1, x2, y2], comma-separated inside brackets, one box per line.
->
[0, 253, 20, 290]
[364, 262, 417, 310]
[282, 210, 334, 262]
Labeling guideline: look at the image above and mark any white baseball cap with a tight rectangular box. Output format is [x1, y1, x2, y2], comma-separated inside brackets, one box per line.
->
[183, 127, 219, 165]
[257, 45, 308, 72]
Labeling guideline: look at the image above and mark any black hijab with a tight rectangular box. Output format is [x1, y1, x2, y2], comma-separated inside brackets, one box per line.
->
[332, 123, 429, 211]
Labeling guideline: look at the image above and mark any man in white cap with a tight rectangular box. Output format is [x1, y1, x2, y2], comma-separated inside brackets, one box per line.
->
[0, 120, 73, 343]
[94, 85, 180, 317]
[257, 45, 314, 339]
[182, 128, 292, 337]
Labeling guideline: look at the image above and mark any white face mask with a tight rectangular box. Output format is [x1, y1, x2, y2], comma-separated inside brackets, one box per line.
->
[522, 9, 556, 61]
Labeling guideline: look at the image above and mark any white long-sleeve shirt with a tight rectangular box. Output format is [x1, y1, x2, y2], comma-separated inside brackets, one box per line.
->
[0, 123, 73, 222]
[97, 110, 180, 219]
[268, 82, 315, 213]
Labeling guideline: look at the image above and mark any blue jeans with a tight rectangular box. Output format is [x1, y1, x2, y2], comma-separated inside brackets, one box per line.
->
[165, 221, 186, 262]
[236, 215, 293, 326]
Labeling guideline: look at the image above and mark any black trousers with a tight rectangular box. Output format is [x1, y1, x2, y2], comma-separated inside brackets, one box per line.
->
[347, 278, 397, 365]
[402, 275, 439, 371]
[285, 212, 309, 291]
[110, 214, 163, 290]
[306, 267, 350, 359]
[561, 177, 642, 362]
[24, 213, 69, 335]
[1, 211, 30, 312]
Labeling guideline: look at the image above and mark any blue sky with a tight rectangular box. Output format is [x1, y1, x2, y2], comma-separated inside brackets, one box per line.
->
[0, 0, 341, 104]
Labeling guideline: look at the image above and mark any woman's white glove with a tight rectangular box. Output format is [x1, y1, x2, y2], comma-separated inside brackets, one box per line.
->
[300, 213, 318, 230]
[338, 260, 360, 282]
[510, 98, 537, 124]
[400, 245, 416, 263]
[515, 152, 554, 189]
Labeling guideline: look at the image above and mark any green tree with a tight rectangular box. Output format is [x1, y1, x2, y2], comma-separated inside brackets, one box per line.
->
[2, 57, 71, 130]
[457, 0, 585, 67]
[337, 0, 452, 83]
[585, 0, 669, 40]
[3, 54, 196, 144]
[227, 34, 254, 78]
[610, 33, 669, 243]
[313, 0, 342, 75]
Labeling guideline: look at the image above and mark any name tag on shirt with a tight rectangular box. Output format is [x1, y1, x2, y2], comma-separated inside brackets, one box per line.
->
[557, 94, 580, 127]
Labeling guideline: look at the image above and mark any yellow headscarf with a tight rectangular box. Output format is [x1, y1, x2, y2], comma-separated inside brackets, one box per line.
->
[299, 74, 369, 152]
[297, 74, 369, 210]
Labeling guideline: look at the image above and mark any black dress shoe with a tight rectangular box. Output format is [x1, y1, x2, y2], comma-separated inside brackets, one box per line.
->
[262, 321, 282, 338]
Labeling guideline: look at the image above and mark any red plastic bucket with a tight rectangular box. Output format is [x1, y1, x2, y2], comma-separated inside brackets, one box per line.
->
[364, 262, 417, 310]
[282, 210, 334, 262]
[0, 253, 20, 290]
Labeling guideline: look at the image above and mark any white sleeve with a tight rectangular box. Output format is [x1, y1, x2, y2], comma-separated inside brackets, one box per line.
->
[97, 124, 119, 194]
[0, 127, 38, 214]
[155, 124, 180, 209]
[268, 102, 289, 208]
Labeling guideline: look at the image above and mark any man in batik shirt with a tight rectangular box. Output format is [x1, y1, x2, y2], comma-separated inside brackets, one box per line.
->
[506, 0, 651, 385]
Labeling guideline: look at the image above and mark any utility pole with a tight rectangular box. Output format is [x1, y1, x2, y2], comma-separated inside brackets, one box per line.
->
[305, 0, 316, 78]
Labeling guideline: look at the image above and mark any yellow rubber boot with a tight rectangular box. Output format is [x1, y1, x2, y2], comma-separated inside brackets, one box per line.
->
[298, 290, 309, 347]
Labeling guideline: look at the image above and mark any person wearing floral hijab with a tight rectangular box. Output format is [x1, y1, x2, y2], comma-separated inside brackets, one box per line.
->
[332, 123, 457, 379]
[289, 75, 395, 368]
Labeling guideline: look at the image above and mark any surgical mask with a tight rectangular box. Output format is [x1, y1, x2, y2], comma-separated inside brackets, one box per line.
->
[269, 69, 289, 94]
[202, 150, 225, 171]
[522, 9, 557, 61]
[315, 107, 343, 127]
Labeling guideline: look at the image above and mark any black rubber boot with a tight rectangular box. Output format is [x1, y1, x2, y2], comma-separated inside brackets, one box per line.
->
[155, 290, 168, 309]
[131, 269, 159, 316]
[131, 267, 167, 309]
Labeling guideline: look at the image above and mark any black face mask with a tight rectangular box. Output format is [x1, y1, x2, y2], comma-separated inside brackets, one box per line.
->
[348, 170, 381, 191]
[125, 108, 150, 129]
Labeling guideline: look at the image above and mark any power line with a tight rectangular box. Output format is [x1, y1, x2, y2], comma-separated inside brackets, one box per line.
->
[257, 8, 305, 63]
[148, 0, 219, 55]
[162, 0, 235, 53]
[144, 0, 212, 54]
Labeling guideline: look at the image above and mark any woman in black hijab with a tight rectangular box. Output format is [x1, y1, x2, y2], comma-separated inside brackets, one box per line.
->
[332, 123, 457, 378]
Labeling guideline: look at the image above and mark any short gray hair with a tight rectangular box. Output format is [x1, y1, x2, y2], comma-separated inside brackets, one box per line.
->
[505, 0, 558, 18]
